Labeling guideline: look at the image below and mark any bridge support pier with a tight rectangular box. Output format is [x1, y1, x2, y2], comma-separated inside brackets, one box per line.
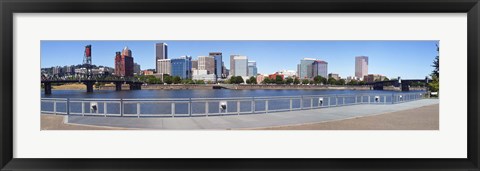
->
[129, 83, 142, 90]
[44, 83, 52, 95]
[115, 82, 122, 91]
[84, 82, 94, 93]
[401, 83, 410, 91]
[373, 83, 384, 90]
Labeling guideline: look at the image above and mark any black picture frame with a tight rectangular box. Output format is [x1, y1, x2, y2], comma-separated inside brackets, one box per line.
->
[1, 0, 479, 170]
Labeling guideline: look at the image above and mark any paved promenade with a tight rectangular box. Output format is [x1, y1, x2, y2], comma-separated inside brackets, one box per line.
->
[63, 99, 439, 130]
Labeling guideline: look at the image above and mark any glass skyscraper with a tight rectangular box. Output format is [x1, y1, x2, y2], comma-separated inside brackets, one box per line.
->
[170, 56, 192, 79]
[248, 61, 257, 77]
[209, 52, 223, 79]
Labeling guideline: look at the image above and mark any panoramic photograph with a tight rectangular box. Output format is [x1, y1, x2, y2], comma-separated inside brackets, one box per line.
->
[40, 40, 440, 130]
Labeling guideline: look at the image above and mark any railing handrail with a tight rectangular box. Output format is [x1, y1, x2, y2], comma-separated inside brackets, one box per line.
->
[41, 91, 426, 117]
[41, 91, 425, 101]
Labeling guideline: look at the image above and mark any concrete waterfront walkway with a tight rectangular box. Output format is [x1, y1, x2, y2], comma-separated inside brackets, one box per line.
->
[63, 99, 439, 130]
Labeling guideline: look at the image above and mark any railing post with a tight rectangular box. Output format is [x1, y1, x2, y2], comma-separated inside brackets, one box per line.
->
[392, 93, 394, 104]
[205, 101, 208, 116]
[336, 96, 338, 106]
[171, 103, 175, 117]
[104, 102, 107, 116]
[189, 98, 192, 117]
[342, 97, 345, 105]
[265, 100, 269, 113]
[81, 102, 85, 116]
[290, 98, 293, 111]
[120, 99, 124, 117]
[361, 96, 363, 104]
[66, 98, 70, 115]
[310, 98, 313, 109]
[300, 96, 303, 109]
[328, 96, 331, 107]
[355, 96, 357, 104]
[137, 103, 141, 118]
[53, 99, 57, 115]
[237, 100, 240, 115]
[368, 96, 371, 104]
[251, 97, 255, 113]
[384, 96, 386, 104]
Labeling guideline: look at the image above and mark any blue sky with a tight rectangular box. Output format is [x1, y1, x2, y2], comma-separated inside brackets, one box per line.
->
[41, 40, 438, 79]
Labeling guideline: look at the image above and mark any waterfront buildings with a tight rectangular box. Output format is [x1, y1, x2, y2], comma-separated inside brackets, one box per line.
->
[114, 47, 134, 77]
[297, 58, 316, 79]
[134, 63, 141, 75]
[232, 55, 248, 77]
[198, 56, 215, 74]
[363, 74, 387, 83]
[143, 70, 154, 75]
[222, 62, 228, 78]
[355, 56, 369, 79]
[269, 73, 285, 80]
[312, 60, 328, 78]
[155, 43, 168, 73]
[156, 59, 171, 75]
[277, 70, 296, 78]
[192, 69, 216, 83]
[191, 60, 198, 70]
[229, 55, 236, 77]
[328, 73, 340, 80]
[248, 61, 257, 77]
[171, 56, 192, 79]
[256, 74, 266, 84]
[209, 52, 223, 79]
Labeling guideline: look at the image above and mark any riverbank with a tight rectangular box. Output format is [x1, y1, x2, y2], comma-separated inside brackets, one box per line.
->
[49, 83, 426, 91]
[100, 84, 376, 90]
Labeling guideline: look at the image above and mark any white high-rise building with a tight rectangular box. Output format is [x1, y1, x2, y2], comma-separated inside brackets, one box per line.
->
[355, 56, 368, 79]
[155, 43, 168, 73]
[156, 59, 171, 75]
[232, 55, 248, 77]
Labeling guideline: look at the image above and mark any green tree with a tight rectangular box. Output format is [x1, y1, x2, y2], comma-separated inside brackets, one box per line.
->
[163, 75, 173, 84]
[195, 80, 205, 84]
[285, 77, 294, 84]
[275, 75, 284, 84]
[432, 44, 439, 78]
[383, 77, 390, 81]
[429, 44, 440, 93]
[337, 79, 346, 85]
[327, 77, 337, 85]
[293, 78, 300, 85]
[428, 77, 439, 92]
[262, 77, 271, 84]
[246, 79, 251, 84]
[172, 76, 181, 84]
[236, 76, 244, 84]
[182, 79, 194, 84]
[248, 76, 257, 84]
[348, 80, 358, 85]
[301, 79, 310, 85]
[313, 76, 327, 85]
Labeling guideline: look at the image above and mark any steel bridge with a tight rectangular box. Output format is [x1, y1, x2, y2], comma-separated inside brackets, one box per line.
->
[41, 79, 144, 95]
[366, 77, 431, 91]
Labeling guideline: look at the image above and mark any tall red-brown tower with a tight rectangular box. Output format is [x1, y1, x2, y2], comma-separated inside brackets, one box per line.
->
[114, 47, 134, 77]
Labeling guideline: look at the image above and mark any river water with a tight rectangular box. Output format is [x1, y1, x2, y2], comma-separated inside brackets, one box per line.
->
[41, 89, 423, 99]
[41, 89, 426, 116]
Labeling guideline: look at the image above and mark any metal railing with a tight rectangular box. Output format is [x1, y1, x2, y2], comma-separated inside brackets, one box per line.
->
[41, 92, 426, 117]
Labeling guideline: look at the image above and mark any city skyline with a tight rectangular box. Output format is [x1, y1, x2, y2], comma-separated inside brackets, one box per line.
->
[41, 40, 439, 79]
